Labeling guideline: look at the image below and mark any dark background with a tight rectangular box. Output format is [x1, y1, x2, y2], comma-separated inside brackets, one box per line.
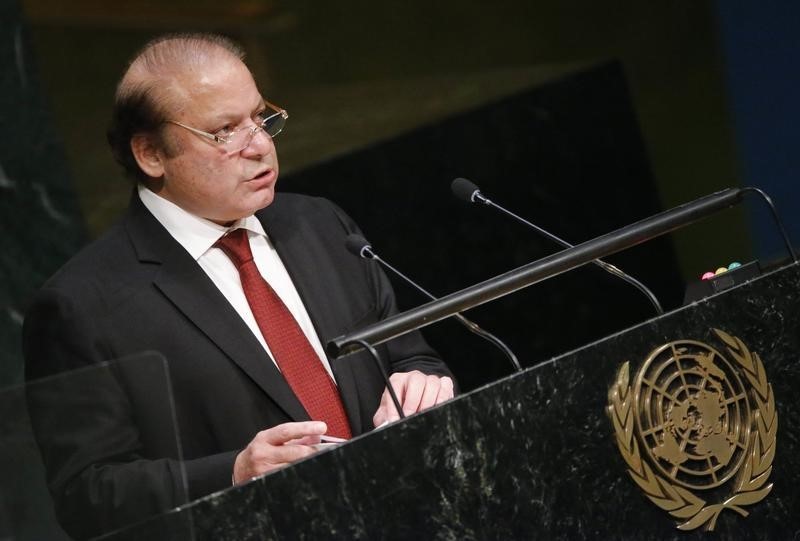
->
[5, 0, 798, 390]
[284, 62, 684, 389]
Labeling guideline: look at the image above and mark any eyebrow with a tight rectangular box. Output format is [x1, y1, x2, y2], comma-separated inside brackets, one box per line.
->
[203, 105, 264, 130]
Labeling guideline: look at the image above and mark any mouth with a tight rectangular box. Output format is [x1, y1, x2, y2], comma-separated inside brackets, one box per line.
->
[247, 168, 275, 184]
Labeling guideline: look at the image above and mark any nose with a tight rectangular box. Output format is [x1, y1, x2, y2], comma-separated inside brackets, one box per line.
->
[239, 126, 274, 158]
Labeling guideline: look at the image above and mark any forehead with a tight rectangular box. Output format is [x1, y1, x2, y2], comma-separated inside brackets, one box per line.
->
[164, 58, 262, 121]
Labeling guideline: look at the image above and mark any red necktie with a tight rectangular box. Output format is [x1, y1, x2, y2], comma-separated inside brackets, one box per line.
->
[215, 229, 352, 439]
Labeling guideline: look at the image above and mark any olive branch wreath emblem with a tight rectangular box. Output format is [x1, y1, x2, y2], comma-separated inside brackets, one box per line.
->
[606, 328, 777, 531]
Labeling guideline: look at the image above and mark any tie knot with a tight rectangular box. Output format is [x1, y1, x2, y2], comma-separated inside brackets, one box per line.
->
[215, 228, 254, 268]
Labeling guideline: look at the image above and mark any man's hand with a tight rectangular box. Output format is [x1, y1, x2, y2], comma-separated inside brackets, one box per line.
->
[233, 421, 328, 484]
[372, 371, 455, 427]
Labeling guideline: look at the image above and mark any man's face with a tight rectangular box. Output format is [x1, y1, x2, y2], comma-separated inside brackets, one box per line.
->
[153, 58, 279, 224]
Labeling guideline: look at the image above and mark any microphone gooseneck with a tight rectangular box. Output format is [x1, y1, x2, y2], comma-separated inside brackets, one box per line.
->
[345, 234, 522, 373]
[340, 338, 405, 421]
[740, 187, 798, 263]
[330, 186, 745, 356]
[452, 178, 664, 315]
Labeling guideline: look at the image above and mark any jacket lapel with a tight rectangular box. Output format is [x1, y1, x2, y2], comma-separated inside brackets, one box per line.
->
[124, 195, 309, 423]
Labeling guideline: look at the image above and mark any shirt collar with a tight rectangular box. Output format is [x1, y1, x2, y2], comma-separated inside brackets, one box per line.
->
[138, 185, 267, 260]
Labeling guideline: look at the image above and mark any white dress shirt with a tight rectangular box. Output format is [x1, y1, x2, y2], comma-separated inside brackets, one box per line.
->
[138, 185, 336, 379]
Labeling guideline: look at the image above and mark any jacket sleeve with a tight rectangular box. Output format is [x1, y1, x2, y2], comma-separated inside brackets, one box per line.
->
[324, 199, 457, 383]
[23, 287, 235, 539]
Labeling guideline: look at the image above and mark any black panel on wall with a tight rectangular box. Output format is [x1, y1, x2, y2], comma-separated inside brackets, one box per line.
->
[281, 62, 685, 391]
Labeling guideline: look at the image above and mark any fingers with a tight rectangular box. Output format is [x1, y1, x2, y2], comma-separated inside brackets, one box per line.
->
[233, 421, 328, 484]
[417, 374, 446, 411]
[372, 388, 399, 427]
[249, 436, 317, 465]
[399, 372, 454, 414]
[435, 376, 455, 404]
[397, 371, 426, 416]
[375, 371, 419, 424]
[372, 372, 455, 427]
[285, 434, 324, 446]
[262, 421, 327, 445]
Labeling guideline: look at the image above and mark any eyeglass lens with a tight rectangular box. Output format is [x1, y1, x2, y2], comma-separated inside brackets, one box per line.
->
[228, 112, 286, 151]
[263, 113, 286, 137]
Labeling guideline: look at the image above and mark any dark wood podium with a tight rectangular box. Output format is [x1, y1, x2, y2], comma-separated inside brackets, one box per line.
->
[99, 262, 800, 540]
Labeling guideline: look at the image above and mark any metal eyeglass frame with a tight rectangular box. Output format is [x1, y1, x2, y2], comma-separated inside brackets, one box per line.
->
[166, 100, 288, 153]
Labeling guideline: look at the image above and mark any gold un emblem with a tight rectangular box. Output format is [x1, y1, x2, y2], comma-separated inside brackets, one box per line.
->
[607, 328, 777, 531]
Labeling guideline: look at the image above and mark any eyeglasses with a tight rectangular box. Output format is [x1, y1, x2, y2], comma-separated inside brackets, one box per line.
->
[166, 100, 288, 154]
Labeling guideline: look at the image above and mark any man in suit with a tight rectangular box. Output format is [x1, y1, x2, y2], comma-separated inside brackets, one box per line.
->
[23, 33, 454, 538]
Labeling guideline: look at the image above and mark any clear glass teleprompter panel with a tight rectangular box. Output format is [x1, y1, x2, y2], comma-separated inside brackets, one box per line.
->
[1, 352, 192, 540]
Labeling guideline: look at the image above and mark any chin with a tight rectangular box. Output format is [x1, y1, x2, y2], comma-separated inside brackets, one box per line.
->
[244, 190, 275, 216]
[257, 188, 276, 209]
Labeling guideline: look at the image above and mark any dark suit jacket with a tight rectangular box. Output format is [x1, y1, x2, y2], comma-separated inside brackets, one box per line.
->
[23, 192, 452, 538]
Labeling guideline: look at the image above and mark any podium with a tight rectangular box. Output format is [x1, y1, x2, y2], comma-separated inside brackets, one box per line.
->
[97, 262, 800, 540]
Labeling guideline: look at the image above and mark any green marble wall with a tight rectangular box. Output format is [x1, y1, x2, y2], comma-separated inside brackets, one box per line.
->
[0, 0, 86, 387]
[0, 3, 85, 539]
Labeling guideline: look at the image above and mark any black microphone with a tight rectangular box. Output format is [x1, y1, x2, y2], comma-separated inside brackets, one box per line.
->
[345, 234, 522, 372]
[330, 187, 745, 355]
[452, 177, 664, 315]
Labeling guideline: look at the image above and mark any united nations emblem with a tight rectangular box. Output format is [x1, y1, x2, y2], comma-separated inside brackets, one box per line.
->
[607, 329, 777, 531]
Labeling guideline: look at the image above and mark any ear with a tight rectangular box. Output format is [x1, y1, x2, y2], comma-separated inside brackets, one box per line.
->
[130, 134, 165, 178]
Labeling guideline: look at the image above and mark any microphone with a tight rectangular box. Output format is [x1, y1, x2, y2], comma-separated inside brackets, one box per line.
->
[330, 187, 745, 355]
[345, 234, 522, 372]
[452, 177, 664, 315]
